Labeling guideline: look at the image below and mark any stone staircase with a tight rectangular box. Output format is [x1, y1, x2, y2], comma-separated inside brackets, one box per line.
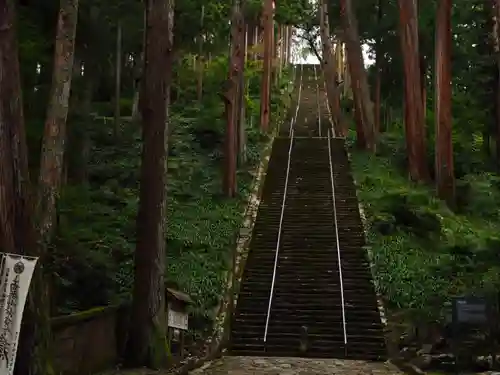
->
[230, 136, 386, 360]
[228, 63, 386, 362]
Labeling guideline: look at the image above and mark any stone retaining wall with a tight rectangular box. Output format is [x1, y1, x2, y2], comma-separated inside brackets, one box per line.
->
[51, 305, 124, 375]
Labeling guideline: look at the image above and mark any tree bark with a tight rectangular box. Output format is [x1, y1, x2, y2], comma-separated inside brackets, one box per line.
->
[114, 22, 122, 137]
[343, 47, 352, 98]
[397, 0, 429, 182]
[238, 15, 248, 165]
[435, 0, 454, 204]
[223, 1, 243, 197]
[492, 0, 500, 164]
[280, 25, 286, 70]
[340, 0, 375, 150]
[259, 0, 273, 131]
[24, 1, 81, 372]
[31, 1, 80, 371]
[125, 0, 174, 368]
[0, 2, 55, 375]
[286, 27, 290, 67]
[374, 0, 383, 134]
[0, 0, 30, 257]
[132, 9, 147, 121]
[37, 0, 79, 243]
[319, 0, 344, 136]
[253, 25, 259, 61]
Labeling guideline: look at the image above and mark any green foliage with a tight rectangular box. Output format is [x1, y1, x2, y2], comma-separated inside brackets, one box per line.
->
[52, 59, 291, 322]
[333, 0, 500, 330]
[351, 138, 500, 321]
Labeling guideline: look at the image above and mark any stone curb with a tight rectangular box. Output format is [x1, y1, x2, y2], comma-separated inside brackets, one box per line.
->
[344, 146, 388, 329]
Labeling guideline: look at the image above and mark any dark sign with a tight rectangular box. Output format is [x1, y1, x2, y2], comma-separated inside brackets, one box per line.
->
[452, 296, 489, 325]
[449, 296, 499, 373]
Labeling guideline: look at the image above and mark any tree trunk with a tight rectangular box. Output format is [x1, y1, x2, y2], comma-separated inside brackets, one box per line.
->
[0, 0, 30, 257]
[274, 24, 281, 84]
[344, 49, 352, 98]
[374, 0, 383, 134]
[259, 0, 273, 131]
[398, 0, 429, 182]
[114, 22, 122, 137]
[125, 0, 174, 368]
[31, 2, 80, 371]
[281, 25, 287, 69]
[223, 1, 242, 197]
[271, 15, 275, 76]
[0, 2, 55, 375]
[492, 0, 500, 164]
[420, 52, 427, 121]
[286, 27, 290, 67]
[340, 0, 375, 150]
[37, 0, 79, 242]
[253, 25, 259, 61]
[132, 9, 147, 121]
[21, 0, 81, 370]
[197, 6, 205, 102]
[319, 0, 344, 136]
[435, 0, 454, 205]
[238, 17, 248, 165]
[244, 24, 250, 61]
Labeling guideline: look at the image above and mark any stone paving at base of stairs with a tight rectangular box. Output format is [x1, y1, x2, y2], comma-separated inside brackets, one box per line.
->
[189, 356, 404, 375]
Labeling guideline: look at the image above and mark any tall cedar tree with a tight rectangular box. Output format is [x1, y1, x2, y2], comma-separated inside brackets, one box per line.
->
[37, 0, 79, 246]
[374, 0, 383, 134]
[492, 0, 500, 164]
[223, 0, 245, 197]
[398, 0, 430, 181]
[435, 0, 455, 204]
[340, 0, 376, 151]
[260, 0, 273, 131]
[0, 8, 44, 375]
[1, 0, 80, 373]
[125, 0, 174, 368]
[319, 0, 344, 136]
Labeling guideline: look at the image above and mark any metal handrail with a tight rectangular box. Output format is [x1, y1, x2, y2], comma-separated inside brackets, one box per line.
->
[264, 128, 294, 342]
[264, 65, 303, 343]
[313, 65, 321, 137]
[323, 78, 335, 137]
[327, 129, 347, 346]
[289, 64, 303, 137]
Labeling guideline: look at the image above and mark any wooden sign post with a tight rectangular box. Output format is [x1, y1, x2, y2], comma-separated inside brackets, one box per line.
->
[166, 288, 192, 359]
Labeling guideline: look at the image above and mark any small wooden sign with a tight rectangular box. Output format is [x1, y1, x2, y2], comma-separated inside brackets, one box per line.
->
[167, 306, 188, 331]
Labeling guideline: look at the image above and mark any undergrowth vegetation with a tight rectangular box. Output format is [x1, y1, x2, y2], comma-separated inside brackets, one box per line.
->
[349, 126, 500, 322]
[50, 56, 292, 321]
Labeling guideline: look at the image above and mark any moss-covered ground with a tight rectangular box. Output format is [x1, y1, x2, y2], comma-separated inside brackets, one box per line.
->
[50, 58, 293, 330]
[349, 130, 500, 323]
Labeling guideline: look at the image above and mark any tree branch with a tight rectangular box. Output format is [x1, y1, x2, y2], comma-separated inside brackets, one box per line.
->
[299, 28, 322, 62]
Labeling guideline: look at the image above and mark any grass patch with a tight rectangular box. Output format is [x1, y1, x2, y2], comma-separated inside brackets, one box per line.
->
[52, 114, 268, 317]
[349, 133, 500, 322]
[50, 61, 293, 328]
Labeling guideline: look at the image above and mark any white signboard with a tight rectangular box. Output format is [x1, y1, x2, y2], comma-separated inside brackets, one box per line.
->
[167, 305, 188, 331]
[0, 254, 38, 375]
